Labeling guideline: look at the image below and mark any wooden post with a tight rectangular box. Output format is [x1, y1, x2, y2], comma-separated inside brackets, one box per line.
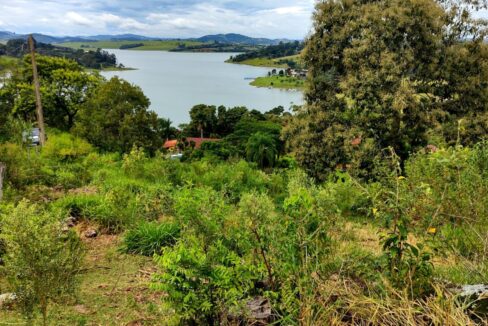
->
[0, 163, 5, 202]
[28, 35, 46, 146]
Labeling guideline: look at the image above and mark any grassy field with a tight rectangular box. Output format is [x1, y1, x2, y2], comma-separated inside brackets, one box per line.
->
[250, 75, 306, 89]
[228, 54, 303, 68]
[59, 40, 203, 51]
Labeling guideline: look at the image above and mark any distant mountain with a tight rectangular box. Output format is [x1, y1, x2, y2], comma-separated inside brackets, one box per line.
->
[0, 31, 293, 46]
[0, 31, 91, 43]
[194, 33, 291, 46]
[0, 31, 159, 43]
[83, 34, 161, 41]
[0, 31, 17, 40]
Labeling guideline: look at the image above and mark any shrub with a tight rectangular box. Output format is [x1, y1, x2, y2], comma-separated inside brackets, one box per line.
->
[53, 194, 123, 232]
[152, 236, 260, 325]
[0, 143, 55, 188]
[0, 201, 84, 325]
[41, 133, 93, 161]
[121, 221, 180, 256]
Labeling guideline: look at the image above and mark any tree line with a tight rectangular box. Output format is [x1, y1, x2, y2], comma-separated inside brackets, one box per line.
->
[0, 38, 118, 69]
[228, 41, 304, 63]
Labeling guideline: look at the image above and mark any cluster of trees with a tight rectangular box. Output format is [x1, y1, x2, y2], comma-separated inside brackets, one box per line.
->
[119, 43, 144, 49]
[177, 104, 289, 167]
[285, 0, 488, 180]
[228, 41, 303, 63]
[0, 52, 289, 166]
[0, 55, 166, 154]
[0, 38, 117, 69]
[170, 42, 257, 53]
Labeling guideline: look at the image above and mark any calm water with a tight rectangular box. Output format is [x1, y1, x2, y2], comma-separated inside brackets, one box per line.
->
[101, 50, 304, 125]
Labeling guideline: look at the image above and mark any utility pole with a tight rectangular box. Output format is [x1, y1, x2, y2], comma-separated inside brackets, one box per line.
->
[28, 34, 46, 146]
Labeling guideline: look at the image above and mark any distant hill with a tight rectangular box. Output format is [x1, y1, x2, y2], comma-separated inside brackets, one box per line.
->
[194, 33, 291, 45]
[0, 31, 293, 46]
[0, 31, 159, 43]
[0, 38, 119, 69]
[84, 34, 162, 41]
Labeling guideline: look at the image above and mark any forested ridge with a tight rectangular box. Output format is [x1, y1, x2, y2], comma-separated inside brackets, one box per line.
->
[0, 38, 118, 70]
[0, 0, 487, 325]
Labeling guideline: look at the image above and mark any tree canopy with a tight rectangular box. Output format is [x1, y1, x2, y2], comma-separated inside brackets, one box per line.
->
[285, 0, 488, 180]
[73, 77, 160, 154]
[0, 55, 102, 132]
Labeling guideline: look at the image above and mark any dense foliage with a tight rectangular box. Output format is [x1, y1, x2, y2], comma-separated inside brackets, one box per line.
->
[0, 134, 486, 324]
[285, 0, 488, 180]
[73, 77, 161, 154]
[229, 41, 304, 66]
[1, 1, 488, 324]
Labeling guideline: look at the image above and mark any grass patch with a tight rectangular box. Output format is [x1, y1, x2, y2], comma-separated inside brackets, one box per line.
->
[121, 221, 180, 256]
[250, 75, 306, 90]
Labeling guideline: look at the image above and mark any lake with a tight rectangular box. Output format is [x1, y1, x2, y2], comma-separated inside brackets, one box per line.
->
[101, 50, 304, 125]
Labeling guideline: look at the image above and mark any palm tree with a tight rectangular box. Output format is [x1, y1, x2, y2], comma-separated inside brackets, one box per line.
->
[246, 132, 278, 168]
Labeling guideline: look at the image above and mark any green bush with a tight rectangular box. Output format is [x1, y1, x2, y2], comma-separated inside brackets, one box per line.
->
[41, 133, 93, 161]
[121, 221, 180, 256]
[0, 143, 55, 188]
[54, 194, 124, 232]
[152, 236, 260, 325]
[0, 201, 84, 325]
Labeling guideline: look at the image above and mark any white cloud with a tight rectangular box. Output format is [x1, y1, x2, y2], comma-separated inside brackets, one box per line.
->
[265, 6, 308, 15]
[65, 11, 93, 27]
[0, 0, 315, 38]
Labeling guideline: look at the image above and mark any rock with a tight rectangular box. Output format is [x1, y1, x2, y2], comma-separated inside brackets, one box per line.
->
[226, 296, 273, 325]
[450, 284, 488, 316]
[85, 229, 98, 238]
[65, 216, 78, 228]
[458, 284, 488, 297]
[0, 293, 16, 308]
[246, 296, 272, 323]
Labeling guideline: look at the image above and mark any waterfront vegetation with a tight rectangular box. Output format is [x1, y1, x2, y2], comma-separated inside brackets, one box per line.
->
[0, 0, 488, 325]
[59, 40, 204, 51]
[227, 41, 304, 68]
[250, 75, 305, 89]
[228, 54, 303, 68]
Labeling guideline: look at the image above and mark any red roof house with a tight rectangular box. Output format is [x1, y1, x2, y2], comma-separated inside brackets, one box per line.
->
[163, 138, 221, 151]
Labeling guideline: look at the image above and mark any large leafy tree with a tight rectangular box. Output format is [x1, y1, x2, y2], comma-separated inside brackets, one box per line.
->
[187, 104, 218, 138]
[0, 55, 102, 131]
[73, 77, 160, 154]
[226, 117, 283, 156]
[285, 0, 488, 180]
[216, 105, 248, 136]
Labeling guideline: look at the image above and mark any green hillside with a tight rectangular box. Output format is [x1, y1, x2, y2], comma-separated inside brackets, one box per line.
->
[60, 40, 203, 51]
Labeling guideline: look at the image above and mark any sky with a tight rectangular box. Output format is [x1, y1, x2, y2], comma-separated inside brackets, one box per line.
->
[0, 0, 316, 39]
